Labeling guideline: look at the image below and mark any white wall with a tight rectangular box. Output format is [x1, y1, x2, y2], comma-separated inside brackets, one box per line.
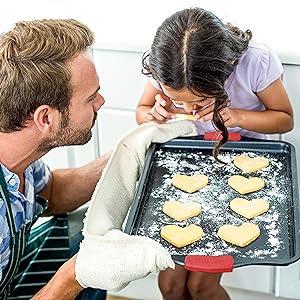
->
[1, 0, 299, 63]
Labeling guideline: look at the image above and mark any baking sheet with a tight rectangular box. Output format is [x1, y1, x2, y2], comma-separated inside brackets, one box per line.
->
[124, 138, 300, 267]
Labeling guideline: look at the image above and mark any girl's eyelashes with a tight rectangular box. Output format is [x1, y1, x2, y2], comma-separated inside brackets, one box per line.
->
[196, 99, 207, 104]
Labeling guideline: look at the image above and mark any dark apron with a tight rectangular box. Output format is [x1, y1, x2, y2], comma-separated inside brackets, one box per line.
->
[0, 167, 69, 300]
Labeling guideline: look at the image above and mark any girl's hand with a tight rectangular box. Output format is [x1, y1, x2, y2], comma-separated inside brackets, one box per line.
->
[194, 105, 242, 128]
[145, 94, 176, 123]
[219, 108, 242, 128]
[193, 100, 215, 121]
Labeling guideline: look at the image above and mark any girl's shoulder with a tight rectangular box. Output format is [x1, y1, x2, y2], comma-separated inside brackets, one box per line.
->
[241, 40, 278, 66]
[241, 40, 282, 70]
[235, 40, 283, 92]
[248, 40, 272, 53]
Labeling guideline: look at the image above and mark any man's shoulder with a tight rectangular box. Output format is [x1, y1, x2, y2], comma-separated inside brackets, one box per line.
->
[30, 159, 47, 173]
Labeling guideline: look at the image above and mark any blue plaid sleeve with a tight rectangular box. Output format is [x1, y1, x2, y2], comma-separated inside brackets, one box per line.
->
[31, 159, 52, 194]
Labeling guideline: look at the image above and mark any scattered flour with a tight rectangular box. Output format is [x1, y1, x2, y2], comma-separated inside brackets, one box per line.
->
[135, 147, 294, 265]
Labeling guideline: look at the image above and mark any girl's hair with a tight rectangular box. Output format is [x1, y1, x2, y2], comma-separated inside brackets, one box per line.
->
[0, 19, 94, 133]
[142, 7, 252, 160]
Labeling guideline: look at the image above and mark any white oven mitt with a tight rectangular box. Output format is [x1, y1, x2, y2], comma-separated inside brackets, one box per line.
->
[75, 229, 174, 291]
[75, 120, 198, 291]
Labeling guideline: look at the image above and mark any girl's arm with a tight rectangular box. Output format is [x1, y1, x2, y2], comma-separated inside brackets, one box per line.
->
[208, 78, 294, 134]
[136, 81, 176, 124]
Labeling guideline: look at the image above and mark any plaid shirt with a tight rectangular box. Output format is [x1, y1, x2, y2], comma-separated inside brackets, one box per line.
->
[0, 160, 51, 282]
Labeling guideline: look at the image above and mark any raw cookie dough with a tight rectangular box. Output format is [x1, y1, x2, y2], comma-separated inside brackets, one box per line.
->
[234, 155, 269, 173]
[163, 200, 202, 221]
[228, 175, 265, 194]
[161, 224, 204, 248]
[217, 223, 260, 247]
[175, 113, 197, 121]
[230, 198, 269, 219]
[172, 174, 208, 193]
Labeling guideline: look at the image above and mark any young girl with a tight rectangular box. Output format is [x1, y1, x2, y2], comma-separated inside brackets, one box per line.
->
[136, 7, 293, 300]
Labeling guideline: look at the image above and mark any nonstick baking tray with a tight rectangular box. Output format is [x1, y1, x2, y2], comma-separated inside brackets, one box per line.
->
[124, 137, 300, 271]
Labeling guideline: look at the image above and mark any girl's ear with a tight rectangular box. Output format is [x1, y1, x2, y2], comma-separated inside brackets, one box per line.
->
[33, 105, 58, 133]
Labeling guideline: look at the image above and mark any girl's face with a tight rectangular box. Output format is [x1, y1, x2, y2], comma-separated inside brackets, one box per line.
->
[160, 84, 215, 114]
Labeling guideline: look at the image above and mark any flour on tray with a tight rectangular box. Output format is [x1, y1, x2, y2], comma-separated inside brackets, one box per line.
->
[136, 148, 291, 261]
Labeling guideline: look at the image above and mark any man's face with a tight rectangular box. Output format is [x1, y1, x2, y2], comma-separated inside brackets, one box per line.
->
[38, 53, 104, 152]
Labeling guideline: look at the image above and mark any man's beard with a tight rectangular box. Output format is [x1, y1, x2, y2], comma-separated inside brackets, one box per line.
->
[38, 112, 97, 153]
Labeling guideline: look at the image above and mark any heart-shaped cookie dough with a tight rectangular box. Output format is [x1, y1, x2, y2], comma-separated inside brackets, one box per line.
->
[161, 224, 204, 248]
[217, 223, 260, 247]
[230, 198, 270, 219]
[228, 175, 265, 194]
[234, 155, 269, 173]
[163, 200, 202, 221]
[172, 174, 208, 193]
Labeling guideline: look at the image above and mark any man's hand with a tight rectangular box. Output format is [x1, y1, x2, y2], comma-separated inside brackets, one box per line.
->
[75, 229, 175, 291]
[32, 256, 83, 299]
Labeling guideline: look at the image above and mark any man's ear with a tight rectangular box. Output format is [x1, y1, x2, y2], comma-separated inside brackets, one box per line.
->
[33, 105, 58, 133]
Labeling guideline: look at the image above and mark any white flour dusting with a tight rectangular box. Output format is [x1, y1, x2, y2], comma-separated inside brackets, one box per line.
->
[135, 147, 295, 265]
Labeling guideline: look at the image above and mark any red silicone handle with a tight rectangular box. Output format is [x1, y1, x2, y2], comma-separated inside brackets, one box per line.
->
[204, 132, 241, 141]
[184, 255, 234, 273]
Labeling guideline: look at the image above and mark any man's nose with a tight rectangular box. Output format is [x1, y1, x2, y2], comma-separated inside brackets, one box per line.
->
[94, 94, 105, 111]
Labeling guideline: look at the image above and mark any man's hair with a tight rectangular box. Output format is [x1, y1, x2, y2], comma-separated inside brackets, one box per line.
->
[0, 19, 94, 132]
[142, 8, 252, 159]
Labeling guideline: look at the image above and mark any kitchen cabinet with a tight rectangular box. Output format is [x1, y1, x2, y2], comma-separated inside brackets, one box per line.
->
[274, 64, 300, 300]
[97, 108, 137, 153]
[93, 48, 147, 152]
[282, 64, 300, 153]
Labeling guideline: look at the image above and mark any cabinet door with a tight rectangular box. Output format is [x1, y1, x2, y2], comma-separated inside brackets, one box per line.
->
[97, 108, 137, 153]
[110, 267, 274, 299]
[93, 49, 147, 110]
[274, 64, 300, 299]
[43, 147, 70, 169]
[275, 262, 300, 299]
[282, 64, 300, 150]
[221, 266, 273, 293]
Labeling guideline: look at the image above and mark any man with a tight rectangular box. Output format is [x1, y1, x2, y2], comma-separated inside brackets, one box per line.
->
[0, 18, 193, 300]
[0, 19, 110, 299]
